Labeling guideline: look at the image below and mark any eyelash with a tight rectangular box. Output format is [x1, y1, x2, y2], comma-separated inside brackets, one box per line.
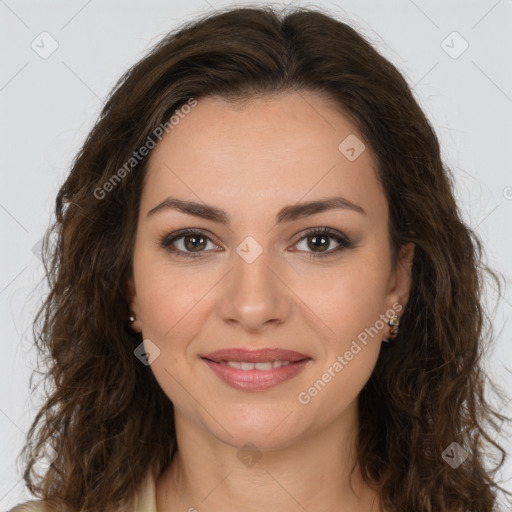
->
[159, 227, 353, 260]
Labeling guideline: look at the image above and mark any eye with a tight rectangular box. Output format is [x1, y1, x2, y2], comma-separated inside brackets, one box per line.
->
[293, 227, 353, 259]
[160, 229, 220, 259]
[160, 227, 353, 259]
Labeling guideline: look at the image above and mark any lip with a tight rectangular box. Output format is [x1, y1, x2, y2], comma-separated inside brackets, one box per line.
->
[200, 348, 311, 391]
[201, 348, 309, 363]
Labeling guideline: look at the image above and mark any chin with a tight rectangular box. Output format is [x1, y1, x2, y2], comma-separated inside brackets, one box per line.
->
[210, 407, 310, 452]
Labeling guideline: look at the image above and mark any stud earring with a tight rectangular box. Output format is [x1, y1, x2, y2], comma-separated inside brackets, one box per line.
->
[382, 314, 399, 343]
[129, 315, 135, 323]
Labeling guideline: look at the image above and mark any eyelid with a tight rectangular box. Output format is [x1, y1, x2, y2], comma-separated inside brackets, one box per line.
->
[294, 226, 351, 247]
[159, 228, 221, 255]
[159, 226, 353, 259]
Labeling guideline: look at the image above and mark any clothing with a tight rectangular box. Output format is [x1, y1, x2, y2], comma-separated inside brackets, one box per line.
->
[8, 470, 157, 512]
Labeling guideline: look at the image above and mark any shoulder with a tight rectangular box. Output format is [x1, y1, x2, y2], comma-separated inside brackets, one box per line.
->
[8, 468, 157, 512]
[8, 500, 47, 512]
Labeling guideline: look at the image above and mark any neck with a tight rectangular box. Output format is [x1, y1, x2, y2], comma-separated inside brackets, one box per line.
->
[155, 400, 383, 512]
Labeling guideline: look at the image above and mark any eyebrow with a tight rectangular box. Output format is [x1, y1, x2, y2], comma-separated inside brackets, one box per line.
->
[146, 196, 366, 225]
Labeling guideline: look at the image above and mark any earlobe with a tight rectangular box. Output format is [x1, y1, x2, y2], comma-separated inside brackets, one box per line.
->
[382, 243, 415, 343]
[126, 277, 142, 333]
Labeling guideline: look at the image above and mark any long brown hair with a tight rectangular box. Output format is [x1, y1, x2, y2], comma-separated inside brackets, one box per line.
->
[18, 5, 511, 511]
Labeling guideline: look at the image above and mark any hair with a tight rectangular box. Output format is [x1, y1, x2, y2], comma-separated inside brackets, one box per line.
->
[17, 4, 511, 512]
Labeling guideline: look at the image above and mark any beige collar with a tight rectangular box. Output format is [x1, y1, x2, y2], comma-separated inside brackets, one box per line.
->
[134, 469, 158, 511]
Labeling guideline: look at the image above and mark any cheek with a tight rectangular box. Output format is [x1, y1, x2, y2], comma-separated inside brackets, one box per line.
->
[297, 264, 387, 415]
[306, 256, 390, 340]
[133, 261, 208, 406]
[300, 345, 379, 425]
[133, 243, 208, 336]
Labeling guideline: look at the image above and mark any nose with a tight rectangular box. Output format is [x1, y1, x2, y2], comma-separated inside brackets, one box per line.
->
[217, 245, 291, 333]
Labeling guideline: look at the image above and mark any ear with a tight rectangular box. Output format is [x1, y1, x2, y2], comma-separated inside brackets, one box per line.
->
[386, 242, 415, 310]
[126, 276, 142, 333]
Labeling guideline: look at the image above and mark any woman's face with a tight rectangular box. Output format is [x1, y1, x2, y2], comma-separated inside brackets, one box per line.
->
[128, 91, 414, 450]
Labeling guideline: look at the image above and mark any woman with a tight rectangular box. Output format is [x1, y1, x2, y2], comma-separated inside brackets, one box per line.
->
[11, 5, 511, 512]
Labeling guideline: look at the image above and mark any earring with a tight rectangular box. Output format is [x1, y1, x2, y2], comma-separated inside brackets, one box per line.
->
[129, 314, 142, 334]
[383, 314, 399, 343]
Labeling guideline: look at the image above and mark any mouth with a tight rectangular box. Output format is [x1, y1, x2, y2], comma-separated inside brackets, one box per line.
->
[203, 360, 300, 370]
[200, 347, 310, 363]
[200, 348, 311, 391]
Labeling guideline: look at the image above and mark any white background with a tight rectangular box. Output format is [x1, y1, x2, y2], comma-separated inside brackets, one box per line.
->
[1, 0, 511, 509]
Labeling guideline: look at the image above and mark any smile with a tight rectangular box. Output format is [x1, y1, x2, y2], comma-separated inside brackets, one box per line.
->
[219, 360, 292, 370]
[201, 357, 311, 391]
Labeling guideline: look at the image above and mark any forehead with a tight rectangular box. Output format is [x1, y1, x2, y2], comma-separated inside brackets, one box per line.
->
[140, 92, 386, 222]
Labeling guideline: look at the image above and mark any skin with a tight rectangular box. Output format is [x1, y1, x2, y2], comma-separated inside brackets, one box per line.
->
[127, 91, 415, 512]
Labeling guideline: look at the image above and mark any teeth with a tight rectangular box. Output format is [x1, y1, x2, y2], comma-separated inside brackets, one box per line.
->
[223, 360, 292, 370]
[256, 362, 274, 370]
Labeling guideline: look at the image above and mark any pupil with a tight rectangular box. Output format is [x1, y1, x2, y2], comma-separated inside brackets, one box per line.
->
[186, 235, 205, 251]
[310, 235, 328, 251]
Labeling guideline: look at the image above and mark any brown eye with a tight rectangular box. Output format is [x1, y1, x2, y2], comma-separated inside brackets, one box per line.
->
[182, 233, 207, 252]
[306, 234, 330, 252]
[293, 228, 352, 258]
[161, 229, 219, 258]
[160, 227, 352, 260]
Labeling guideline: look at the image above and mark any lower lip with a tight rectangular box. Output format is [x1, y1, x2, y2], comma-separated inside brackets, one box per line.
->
[202, 358, 311, 391]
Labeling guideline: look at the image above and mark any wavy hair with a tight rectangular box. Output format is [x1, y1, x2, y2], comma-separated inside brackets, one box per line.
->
[18, 5, 511, 512]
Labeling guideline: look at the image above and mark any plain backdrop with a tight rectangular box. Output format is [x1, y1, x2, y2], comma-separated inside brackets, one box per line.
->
[1, 0, 511, 509]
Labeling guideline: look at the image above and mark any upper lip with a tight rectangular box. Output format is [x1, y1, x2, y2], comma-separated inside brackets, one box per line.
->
[201, 348, 310, 363]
